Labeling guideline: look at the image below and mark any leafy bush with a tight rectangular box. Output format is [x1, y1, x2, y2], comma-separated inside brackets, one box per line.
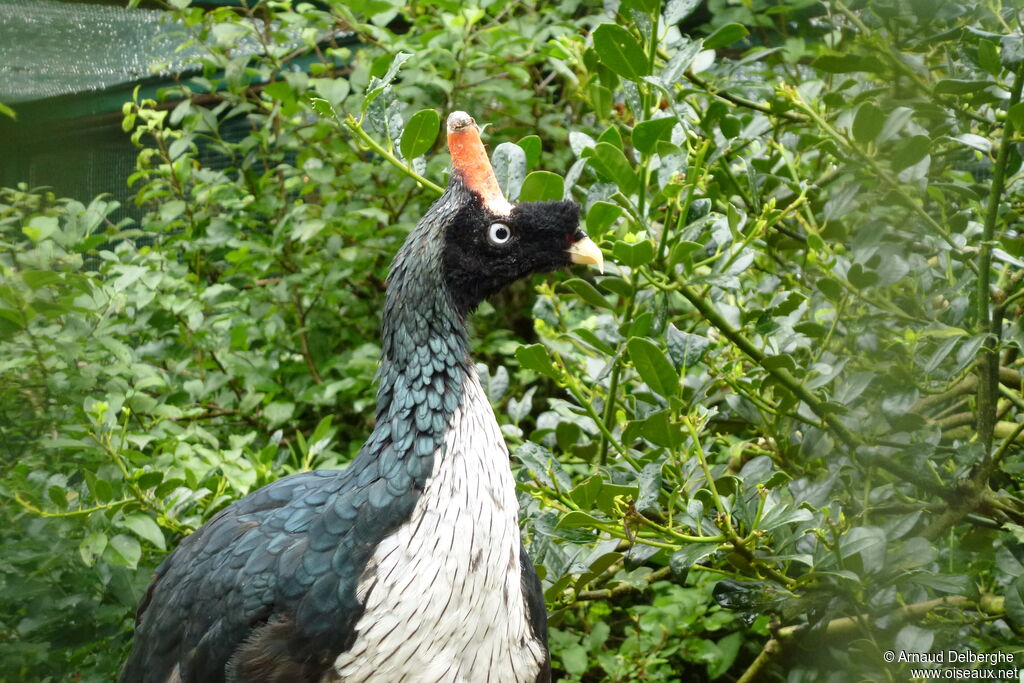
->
[2, 0, 1024, 681]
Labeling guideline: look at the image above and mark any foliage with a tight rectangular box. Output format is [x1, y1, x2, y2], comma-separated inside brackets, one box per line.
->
[3, 0, 1024, 681]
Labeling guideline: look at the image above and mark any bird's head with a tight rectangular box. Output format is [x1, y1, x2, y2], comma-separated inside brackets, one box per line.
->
[436, 111, 603, 315]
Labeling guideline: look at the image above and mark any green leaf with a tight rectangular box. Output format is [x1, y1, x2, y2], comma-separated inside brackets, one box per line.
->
[491, 142, 527, 200]
[92, 477, 114, 503]
[309, 97, 336, 118]
[562, 278, 613, 309]
[589, 142, 638, 193]
[670, 544, 716, 574]
[21, 270, 61, 290]
[763, 354, 797, 373]
[211, 21, 248, 47]
[758, 505, 813, 531]
[1002, 35, 1024, 67]
[839, 526, 886, 569]
[598, 125, 624, 150]
[136, 471, 163, 489]
[598, 276, 635, 299]
[517, 135, 542, 169]
[121, 513, 166, 550]
[627, 337, 679, 398]
[625, 409, 683, 448]
[586, 201, 623, 234]
[556, 420, 579, 450]
[719, 115, 741, 138]
[621, 0, 660, 13]
[665, 323, 708, 368]
[613, 238, 655, 267]
[709, 632, 743, 679]
[661, 38, 704, 85]
[263, 81, 294, 102]
[515, 441, 556, 477]
[670, 240, 703, 267]
[996, 546, 1024, 577]
[0, 101, 16, 120]
[569, 476, 603, 509]
[816, 277, 843, 301]
[23, 216, 58, 242]
[811, 54, 885, 73]
[518, 171, 564, 202]
[570, 130, 597, 156]
[878, 106, 913, 143]
[79, 532, 107, 567]
[933, 79, 991, 95]
[848, 263, 878, 289]
[292, 219, 326, 242]
[559, 644, 589, 677]
[47, 485, 66, 508]
[107, 533, 142, 569]
[664, 0, 701, 24]
[399, 109, 440, 160]
[636, 462, 662, 515]
[557, 510, 607, 528]
[978, 39, 1001, 76]
[588, 83, 614, 119]
[594, 484, 639, 516]
[362, 52, 412, 113]
[891, 134, 930, 172]
[1009, 102, 1024, 131]
[1004, 575, 1024, 628]
[309, 415, 335, 451]
[312, 77, 349, 106]
[568, 330, 611, 358]
[894, 625, 934, 660]
[264, 402, 295, 426]
[852, 102, 884, 145]
[704, 22, 749, 49]
[592, 24, 650, 80]
[632, 116, 678, 154]
[516, 343, 561, 380]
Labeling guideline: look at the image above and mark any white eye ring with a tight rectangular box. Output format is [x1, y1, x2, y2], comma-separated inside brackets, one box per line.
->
[488, 222, 512, 245]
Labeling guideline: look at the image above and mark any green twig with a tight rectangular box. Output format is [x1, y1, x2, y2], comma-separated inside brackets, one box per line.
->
[683, 417, 737, 536]
[13, 494, 132, 519]
[977, 61, 1024, 471]
[783, 85, 970, 265]
[598, 274, 639, 467]
[674, 279, 953, 500]
[684, 70, 805, 123]
[342, 114, 444, 196]
[559, 362, 634, 466]
[737, 594, 997, 683]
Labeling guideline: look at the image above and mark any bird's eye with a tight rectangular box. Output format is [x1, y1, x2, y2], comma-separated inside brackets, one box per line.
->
[488, 222, 512, 245]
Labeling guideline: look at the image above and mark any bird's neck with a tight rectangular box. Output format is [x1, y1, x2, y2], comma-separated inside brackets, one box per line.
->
[377, 256, 472, 404]
[360, 252, 477, 485]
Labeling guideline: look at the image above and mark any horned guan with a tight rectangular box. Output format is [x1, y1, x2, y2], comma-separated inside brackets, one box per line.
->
[121, 111, 603, 683]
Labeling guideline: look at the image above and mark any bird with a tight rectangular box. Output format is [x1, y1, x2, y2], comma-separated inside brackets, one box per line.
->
[120, 110, 604, 683]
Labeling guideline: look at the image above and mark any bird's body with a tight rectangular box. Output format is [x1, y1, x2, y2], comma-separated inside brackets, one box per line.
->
[121, 112, 602, 683]
[332, 374, 546, 682]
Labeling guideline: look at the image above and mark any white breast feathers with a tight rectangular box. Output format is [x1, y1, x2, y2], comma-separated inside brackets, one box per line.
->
[329, 373, 545, 683]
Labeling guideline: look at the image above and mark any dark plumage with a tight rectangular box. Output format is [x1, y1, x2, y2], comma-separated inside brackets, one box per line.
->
[121, 112, 601, 683]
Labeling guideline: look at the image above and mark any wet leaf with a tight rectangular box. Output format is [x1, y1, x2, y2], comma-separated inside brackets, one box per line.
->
[399, 108, 440, 160]
[593, 24, 650, 80]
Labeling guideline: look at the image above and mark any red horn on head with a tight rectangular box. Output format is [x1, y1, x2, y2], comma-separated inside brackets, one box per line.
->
[447, 111, 513, 216]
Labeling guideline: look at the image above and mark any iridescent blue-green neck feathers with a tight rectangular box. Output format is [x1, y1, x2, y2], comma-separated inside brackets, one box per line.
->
[354, 179, 477, 503]
[379, 180, 473, 386]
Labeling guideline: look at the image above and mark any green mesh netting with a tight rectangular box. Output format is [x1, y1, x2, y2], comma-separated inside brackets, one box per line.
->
[0, 0, 352, 237]
[0, 0, 200, 104]
[0, 1, 260, 215]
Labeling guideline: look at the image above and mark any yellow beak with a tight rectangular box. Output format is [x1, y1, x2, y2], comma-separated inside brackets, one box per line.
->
[567, 236, 604, 274]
